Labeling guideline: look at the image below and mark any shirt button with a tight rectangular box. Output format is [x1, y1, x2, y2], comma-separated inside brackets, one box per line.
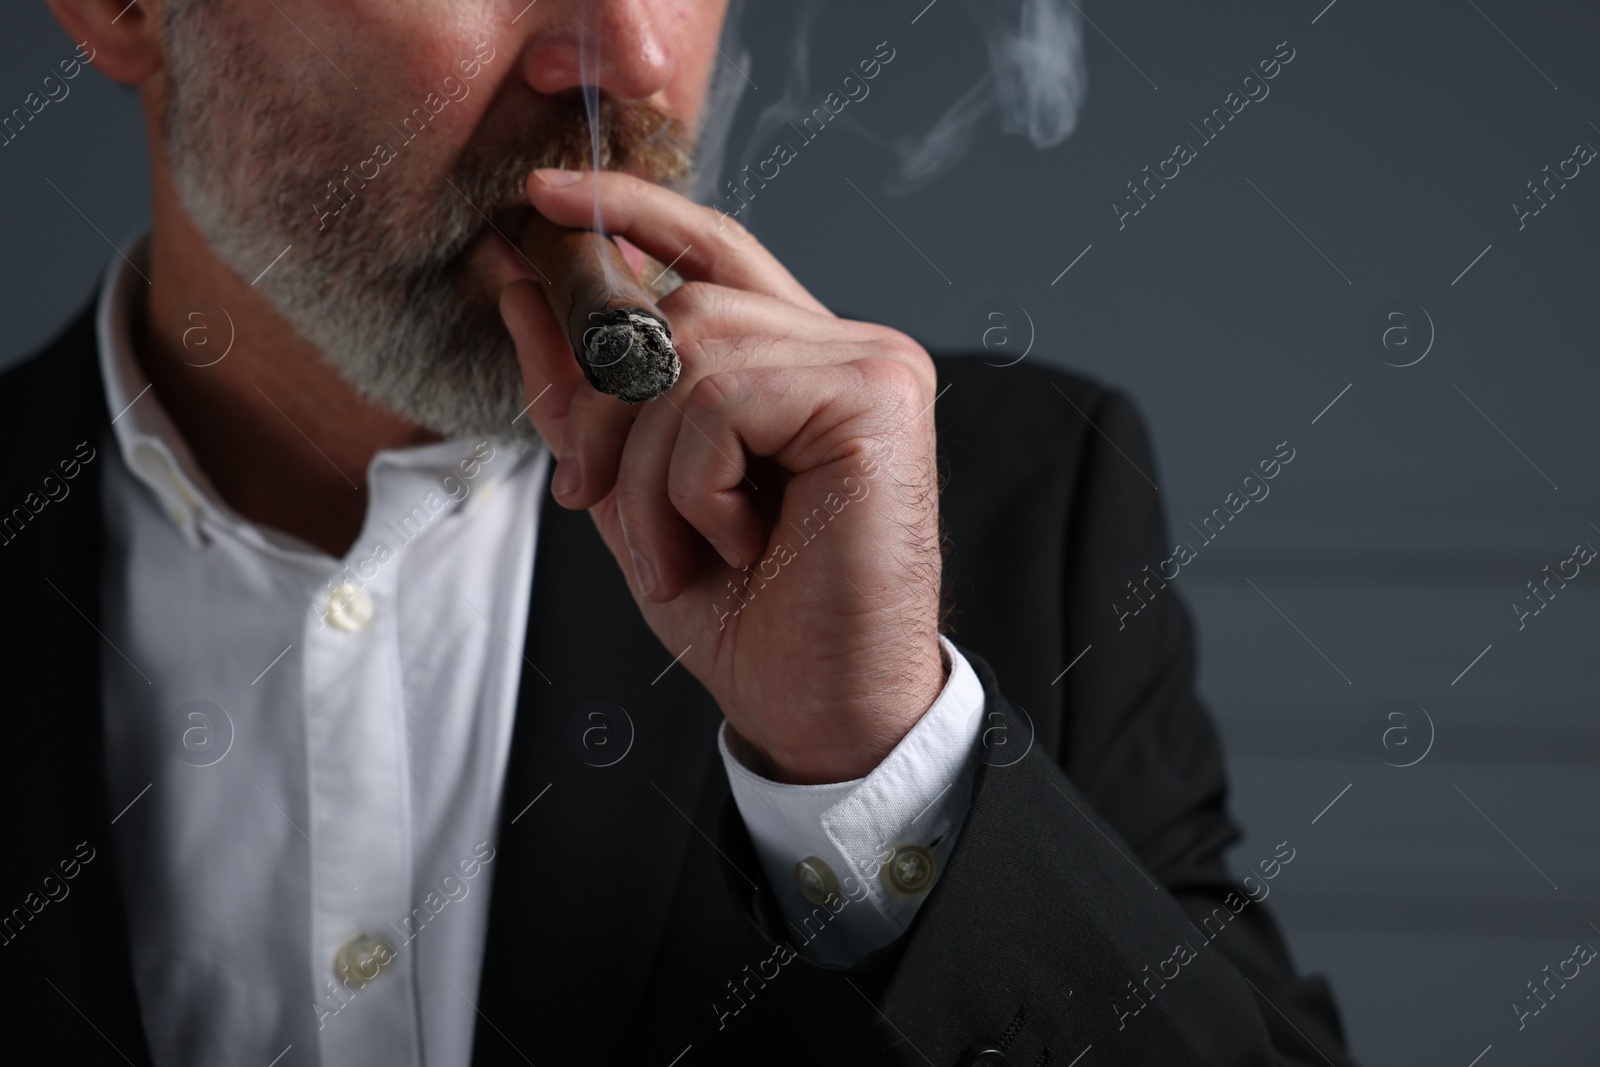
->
[794, 855, 840, 906]
[325, 580, 374, 632]
[334, 932, 396, 987]
[882, 844, 937, 896]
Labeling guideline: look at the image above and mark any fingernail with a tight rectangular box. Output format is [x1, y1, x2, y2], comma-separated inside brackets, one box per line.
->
[552, 449, 581, 498]
[534, 168, 583, 188]
[631, 550, 658, 597]
[708, 539, 740, 569]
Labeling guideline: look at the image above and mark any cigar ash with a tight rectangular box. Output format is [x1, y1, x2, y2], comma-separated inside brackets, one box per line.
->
[518, 210, 684, 405]
[574, 304, 680, 404]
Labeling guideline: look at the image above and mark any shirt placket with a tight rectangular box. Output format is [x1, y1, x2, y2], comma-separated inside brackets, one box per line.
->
[303, 499, 418, 1064]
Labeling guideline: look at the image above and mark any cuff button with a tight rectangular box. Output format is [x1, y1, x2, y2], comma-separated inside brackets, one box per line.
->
[794, 855, 840, 906]
[882, 844, 936, 896]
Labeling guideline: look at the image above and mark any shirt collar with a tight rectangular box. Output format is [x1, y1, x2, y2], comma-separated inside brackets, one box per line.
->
[97, 233, 221, 550]
[95, 233, 540, 556]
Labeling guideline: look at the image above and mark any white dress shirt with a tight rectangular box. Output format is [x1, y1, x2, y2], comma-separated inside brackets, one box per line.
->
[94, 236, 986, 1066]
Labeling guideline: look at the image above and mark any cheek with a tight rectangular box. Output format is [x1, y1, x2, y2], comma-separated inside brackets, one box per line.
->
[663, 0, 731, 112]
[343, 5, 503, 119]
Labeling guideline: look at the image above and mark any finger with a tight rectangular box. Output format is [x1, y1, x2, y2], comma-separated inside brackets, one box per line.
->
[499, 279, 582, 455]
[558, 381, 641, 508]
[658, 282, 894, 352]
[601, 326, 879, 597]
[610, 393, 701, 602]
[553, 288, 891, 512]
[609, 342, 827, 604]
[526, 169, 831, 315]
[609, 336, 924, 594]
[655, 285, 939, 404]
[665, 358, 925, 570]
[500, 279, 639, 506]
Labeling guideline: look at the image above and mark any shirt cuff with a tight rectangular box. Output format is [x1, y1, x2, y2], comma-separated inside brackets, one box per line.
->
[716, 634, 986, 968]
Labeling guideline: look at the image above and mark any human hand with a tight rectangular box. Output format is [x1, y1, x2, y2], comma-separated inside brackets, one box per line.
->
[498, 169, 947, 785]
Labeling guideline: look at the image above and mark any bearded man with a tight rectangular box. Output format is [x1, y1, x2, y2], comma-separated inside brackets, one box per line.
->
[0, 2, 1356, 1065]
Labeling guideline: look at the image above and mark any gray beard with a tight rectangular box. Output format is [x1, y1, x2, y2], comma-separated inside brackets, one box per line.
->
[160, 18, 539, 443]
[177, 173, 537, 443]
[159, 2, 697, 444]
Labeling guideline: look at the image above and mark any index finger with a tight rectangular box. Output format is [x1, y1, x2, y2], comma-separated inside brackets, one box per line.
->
[524, 169, 831, 316]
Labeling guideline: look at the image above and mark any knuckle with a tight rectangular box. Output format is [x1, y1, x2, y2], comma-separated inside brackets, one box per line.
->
[662, 282, 724, 336]
[668, 336, 715, 380]
[670, 337, 747, 391]
[854, 355, 932, 439]
[714, 210, 758, 249]
[612, 459, 658, 524]
[876, 330, 936, 389]
[861, 353, 926, 407]
[665, 467, 700, 512]
[668, 279, 718, 310]
[613, 471, 653, 519]
[713, 208, 748, 237]
[671, 336, 709, 368]
[687, 369, 741, 416]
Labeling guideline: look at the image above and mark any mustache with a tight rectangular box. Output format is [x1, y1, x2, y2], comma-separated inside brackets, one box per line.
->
[358, 93, 695, 317]
[449, 93, 695, 224]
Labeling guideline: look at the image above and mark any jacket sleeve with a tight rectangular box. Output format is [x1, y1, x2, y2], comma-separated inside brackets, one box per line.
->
[714, 387, 1356, 1066]
[869, 389, 1356, 1066]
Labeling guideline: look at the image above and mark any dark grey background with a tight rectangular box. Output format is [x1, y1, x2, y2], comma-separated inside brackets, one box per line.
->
[4, 1, 1597, 1064]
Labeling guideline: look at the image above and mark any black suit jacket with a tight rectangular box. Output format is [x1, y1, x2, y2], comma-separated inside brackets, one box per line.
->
[0, 300, 1356, 1066]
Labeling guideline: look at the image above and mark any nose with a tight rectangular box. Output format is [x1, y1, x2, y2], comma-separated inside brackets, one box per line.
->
[520, 0, 676, 101]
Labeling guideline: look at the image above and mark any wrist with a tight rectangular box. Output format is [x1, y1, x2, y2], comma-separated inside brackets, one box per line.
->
[743, 637, 951, 785]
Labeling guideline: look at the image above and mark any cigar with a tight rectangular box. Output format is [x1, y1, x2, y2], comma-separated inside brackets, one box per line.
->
[518, 211, 681, 404]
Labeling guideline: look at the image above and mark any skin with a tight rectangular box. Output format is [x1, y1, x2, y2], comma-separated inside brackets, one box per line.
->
[49, 0, 947, 785]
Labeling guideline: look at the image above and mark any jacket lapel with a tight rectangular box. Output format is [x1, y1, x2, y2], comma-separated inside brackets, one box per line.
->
[473, 471, 727, 1065]
[2, 303, 728, 1064]
[0, 304, 154, 1064]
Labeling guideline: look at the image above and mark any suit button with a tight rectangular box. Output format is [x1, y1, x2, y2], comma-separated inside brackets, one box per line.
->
[957, 1049, 1008, 1067]
[794, 855, 840, 906]
[881, 844, 936, 896]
